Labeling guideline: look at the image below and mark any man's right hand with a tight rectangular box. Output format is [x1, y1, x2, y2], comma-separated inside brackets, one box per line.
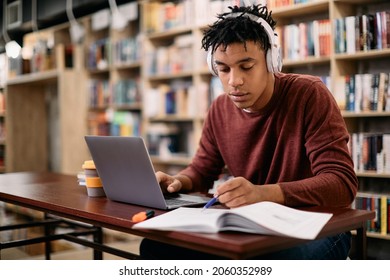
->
[155, 171, 182, 193]
[155, 171, 193, 193]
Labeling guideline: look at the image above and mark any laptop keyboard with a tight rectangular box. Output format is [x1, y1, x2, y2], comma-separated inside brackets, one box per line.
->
[164, 195, 197, 207]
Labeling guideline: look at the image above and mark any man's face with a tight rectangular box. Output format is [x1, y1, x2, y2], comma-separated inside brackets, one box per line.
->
[212, 41, 274, 112]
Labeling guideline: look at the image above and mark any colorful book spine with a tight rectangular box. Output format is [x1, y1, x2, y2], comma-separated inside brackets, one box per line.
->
[281, 19, 330, 61]
[341, 73, 390, 113]
[349, 133, 390, 174]
[334, 11, 390, 54]
[353, 194, 389, 235]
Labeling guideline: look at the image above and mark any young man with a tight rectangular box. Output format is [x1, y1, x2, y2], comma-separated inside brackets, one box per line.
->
[140, 5, 357, 259]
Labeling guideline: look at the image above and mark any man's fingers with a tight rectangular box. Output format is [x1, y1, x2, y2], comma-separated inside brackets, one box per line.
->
[167, 179, 181, 193]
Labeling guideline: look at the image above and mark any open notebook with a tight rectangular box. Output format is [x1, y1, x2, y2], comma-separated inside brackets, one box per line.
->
[133, 201, 333, 240]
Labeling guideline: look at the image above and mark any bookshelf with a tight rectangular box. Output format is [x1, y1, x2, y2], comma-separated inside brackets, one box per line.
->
[84, 6, 143, 142]
[270, 0, 390, 244]
[5, 25, 89, 174]
[0, 89, 5, 173]
[140, 0, 225, 173]
[141, 1, 203, 173]
[0, 54, 6, 173]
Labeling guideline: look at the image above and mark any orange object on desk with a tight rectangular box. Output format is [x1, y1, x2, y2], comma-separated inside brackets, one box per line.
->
[85, 177, 102, 187]
[82, 160, 96, 169]
[132, 210, 155, 223]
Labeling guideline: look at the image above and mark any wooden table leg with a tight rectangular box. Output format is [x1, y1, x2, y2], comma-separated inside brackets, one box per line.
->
[355, 226, 367, 260]
[93, 227, 103, 260]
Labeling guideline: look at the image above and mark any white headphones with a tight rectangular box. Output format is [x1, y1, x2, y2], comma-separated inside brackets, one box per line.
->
[207, 13, 282, 75]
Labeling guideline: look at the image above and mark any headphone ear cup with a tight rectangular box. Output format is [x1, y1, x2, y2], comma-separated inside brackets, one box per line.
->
[207, 50, 218, 76]
[265, 50, 273, 73]
[266, 45, 282, 73]
[275, 45, 282, 72]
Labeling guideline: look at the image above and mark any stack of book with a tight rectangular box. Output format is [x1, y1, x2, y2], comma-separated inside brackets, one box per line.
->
[334, 11, 390, 54]
[353, 194, 390, 235]
[280, 19, 331, 61]
[87, 38, 111, 70]
[146, 34, 193, 76]
[112, 35, 142, 66]
[350, 133, 390, 174]
[88, 79, 110, 108]
[142, 0, 238, 33]
[341, 73, 390, 112]
[268, 0, 313, 10]
[144, 82, 209, 118]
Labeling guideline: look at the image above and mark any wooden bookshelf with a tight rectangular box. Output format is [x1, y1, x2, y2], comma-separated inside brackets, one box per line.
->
[271, 0, 390, 242]
[282, 56, 331, 67]
[83, 7, 143, 141]
[271, 0, 330, 18]
[342, 111, 390, 118]
[5, 27, 89, 174]
[334, 48, 390, 61]
[0, 85, 5, 173]
[6, 69, 59, 85]
[356, 172, 390, 179]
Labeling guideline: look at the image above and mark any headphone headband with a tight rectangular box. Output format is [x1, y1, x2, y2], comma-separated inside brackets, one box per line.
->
[208, 12, 282, 75]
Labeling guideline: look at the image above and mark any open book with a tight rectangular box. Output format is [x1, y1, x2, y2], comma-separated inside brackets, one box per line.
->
[132, 201, 333, 240]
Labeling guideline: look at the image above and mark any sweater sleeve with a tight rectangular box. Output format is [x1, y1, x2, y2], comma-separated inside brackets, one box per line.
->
[279, 80, 358, 207]
[179, 103, 226, 193]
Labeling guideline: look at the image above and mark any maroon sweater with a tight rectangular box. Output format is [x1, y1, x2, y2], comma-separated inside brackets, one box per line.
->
[180, 73, 358, 207]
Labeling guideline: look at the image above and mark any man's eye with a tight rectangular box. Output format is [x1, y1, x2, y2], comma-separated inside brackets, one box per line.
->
[218, 67, 229, 73]
[242, 65, 254, 71]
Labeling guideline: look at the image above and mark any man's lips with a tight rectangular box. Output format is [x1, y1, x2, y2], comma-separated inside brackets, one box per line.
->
[229, 91, 249, 102]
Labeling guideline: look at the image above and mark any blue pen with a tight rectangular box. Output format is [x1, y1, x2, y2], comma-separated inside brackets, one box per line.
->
[202, 195, 219, 211]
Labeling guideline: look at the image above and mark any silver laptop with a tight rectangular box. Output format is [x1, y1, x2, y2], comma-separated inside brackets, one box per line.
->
[84, 136, 210, 209]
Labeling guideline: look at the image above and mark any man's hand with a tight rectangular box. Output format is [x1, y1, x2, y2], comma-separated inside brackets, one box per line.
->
[215, 177, 285, 208]
[155, 171, 182, 193]
[155, 171, 193, 193]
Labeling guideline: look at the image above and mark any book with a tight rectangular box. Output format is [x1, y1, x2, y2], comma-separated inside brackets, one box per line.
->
[355, 74, 362, 113]
[334, 17, 345, 54]
[133, 201, 333, 240]
[381, 196, 387, 235]
[345, 16, 356, 54]
[377, 73, 388, 112]
[354, 193, 389, 234]
[370, 73, 380, 111]
[384, 134, 390, 173]
[345, 75, 355, 111]
[362, 73, 373, 112]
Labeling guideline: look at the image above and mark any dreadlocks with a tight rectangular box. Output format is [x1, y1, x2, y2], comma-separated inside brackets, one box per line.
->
[201, 5, 276, 54]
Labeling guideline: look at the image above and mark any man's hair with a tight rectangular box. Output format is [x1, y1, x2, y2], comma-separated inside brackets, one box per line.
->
[201, 5, 276, 54]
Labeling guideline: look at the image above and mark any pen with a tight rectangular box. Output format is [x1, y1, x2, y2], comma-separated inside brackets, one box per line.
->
[132, 210, 155, 223]
[202, 195, 219, 211]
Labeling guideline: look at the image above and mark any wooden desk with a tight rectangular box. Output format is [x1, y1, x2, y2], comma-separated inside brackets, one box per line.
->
[0, 172, 375, 259]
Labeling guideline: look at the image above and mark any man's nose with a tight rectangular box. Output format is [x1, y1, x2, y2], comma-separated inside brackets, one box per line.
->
[228, 70, 244, 88]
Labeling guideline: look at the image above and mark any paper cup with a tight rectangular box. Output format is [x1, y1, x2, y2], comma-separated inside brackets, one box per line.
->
[85, 176, 105, 197]
[82, 160, 105, 197]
